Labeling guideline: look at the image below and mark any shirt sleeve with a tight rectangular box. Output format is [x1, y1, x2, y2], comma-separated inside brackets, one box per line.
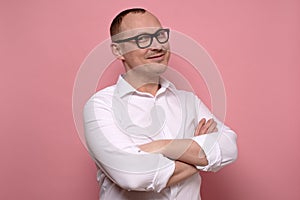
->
[83, 95, 175, 192]
[192, 97, 238, 172]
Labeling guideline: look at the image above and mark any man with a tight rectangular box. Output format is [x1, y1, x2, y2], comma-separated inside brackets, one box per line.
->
[84, 8, 238, 200]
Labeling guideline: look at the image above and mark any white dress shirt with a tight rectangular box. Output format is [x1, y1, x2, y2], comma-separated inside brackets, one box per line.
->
[83, 75, 238, 200]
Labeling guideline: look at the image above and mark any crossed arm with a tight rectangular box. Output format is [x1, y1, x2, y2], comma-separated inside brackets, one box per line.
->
[139, 118, 218, 187]
[84, 96, 237, 191]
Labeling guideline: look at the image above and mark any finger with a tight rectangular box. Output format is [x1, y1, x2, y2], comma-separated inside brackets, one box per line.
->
[212, 127, 218, 132]
[195, 118, 206, 136]
[203, 119, 215, 134]
[199, 118, 213, 134]
[207, 121, 217, 133]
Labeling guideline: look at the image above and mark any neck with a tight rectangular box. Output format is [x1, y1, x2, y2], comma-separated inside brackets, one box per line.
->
[137, 83, 161, 96]
[123, 72, 160, 96]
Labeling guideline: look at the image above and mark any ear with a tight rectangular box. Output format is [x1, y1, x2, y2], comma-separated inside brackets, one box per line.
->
[111, 43, 125, 60]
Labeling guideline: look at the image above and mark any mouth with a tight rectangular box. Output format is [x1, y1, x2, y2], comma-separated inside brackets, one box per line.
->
[146, 53, 165, 62]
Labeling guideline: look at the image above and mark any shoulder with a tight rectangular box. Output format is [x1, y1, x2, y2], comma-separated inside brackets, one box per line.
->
[171, 88, 200, 103]
[84, 85, 116, 108]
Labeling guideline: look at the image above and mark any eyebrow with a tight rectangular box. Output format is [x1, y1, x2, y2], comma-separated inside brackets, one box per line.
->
[128, 27, 164, 35]
[114, 31, 153, 42]
[132, 29, 160, 35]
[135, 32, 150, 35]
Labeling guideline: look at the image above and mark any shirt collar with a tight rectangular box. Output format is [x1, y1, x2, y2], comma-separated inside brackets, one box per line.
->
[115, 75, 176, 98]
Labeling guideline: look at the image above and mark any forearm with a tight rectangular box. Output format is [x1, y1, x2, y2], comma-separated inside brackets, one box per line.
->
[193, 128, 238, 171]
[139, 139, 208, 166]
[166, 161, 198, 187]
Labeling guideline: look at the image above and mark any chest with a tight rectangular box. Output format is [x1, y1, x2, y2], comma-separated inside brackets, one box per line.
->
[114, 92, 198, 144]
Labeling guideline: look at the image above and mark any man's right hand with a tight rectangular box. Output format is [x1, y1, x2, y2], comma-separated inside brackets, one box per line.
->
[194, 118, 218, 136]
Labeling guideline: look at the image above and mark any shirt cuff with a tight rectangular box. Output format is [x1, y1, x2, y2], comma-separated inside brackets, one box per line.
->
[135, 149, 175, 192]
[152, 159, 175, 192]
[192, 133, 221, 171]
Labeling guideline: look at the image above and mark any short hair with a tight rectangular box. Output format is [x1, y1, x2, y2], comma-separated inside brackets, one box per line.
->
[110, 8, 146, 36]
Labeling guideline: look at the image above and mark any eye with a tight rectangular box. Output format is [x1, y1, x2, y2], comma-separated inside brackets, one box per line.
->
[137, 34, 151, 43]
[156, 30, 167, 39]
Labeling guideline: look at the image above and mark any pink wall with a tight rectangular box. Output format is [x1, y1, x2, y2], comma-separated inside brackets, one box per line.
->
[1, 0, 300, 199]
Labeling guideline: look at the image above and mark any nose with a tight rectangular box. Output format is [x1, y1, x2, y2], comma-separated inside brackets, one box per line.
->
[149, 37, 163, 50]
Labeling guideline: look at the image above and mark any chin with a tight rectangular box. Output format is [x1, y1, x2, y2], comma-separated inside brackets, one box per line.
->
[147, 64, 167, 78]
[128, 61, 168, 78]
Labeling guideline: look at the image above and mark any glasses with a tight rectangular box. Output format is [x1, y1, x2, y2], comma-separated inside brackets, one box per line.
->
[114, 28, 170, 49]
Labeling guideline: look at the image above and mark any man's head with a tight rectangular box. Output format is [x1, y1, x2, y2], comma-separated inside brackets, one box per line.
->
[110, 8, 170, 76]
[110, 8, 147, 37]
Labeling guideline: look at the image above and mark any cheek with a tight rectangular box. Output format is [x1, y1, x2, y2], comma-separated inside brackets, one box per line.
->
[165, 50, 171, 59]
[123, 50, 148, 67]
[120, 42, 146, 55]
[161, 42, 170, 51]
[125, 49, 147, 60]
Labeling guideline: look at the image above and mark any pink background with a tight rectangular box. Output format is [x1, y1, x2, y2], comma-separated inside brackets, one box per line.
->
[1, 0, 300, 199]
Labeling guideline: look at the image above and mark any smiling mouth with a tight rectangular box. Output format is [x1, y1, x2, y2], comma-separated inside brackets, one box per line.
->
[147, 53, 165, 59]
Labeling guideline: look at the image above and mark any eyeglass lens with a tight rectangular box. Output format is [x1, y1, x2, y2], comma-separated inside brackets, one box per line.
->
[136, 29, 169, 49]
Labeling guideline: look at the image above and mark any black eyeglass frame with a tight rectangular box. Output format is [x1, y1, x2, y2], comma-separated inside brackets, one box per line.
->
[113, 28, 170, 49]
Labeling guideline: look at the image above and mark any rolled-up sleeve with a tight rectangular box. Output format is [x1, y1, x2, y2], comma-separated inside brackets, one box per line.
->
[83, 96, 175, 192]
[192, 97, 238, 172]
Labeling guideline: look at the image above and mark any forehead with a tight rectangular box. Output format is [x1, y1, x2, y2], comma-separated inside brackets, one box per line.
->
[120, 12, 162, 32]
[112, 12, 163, 41]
